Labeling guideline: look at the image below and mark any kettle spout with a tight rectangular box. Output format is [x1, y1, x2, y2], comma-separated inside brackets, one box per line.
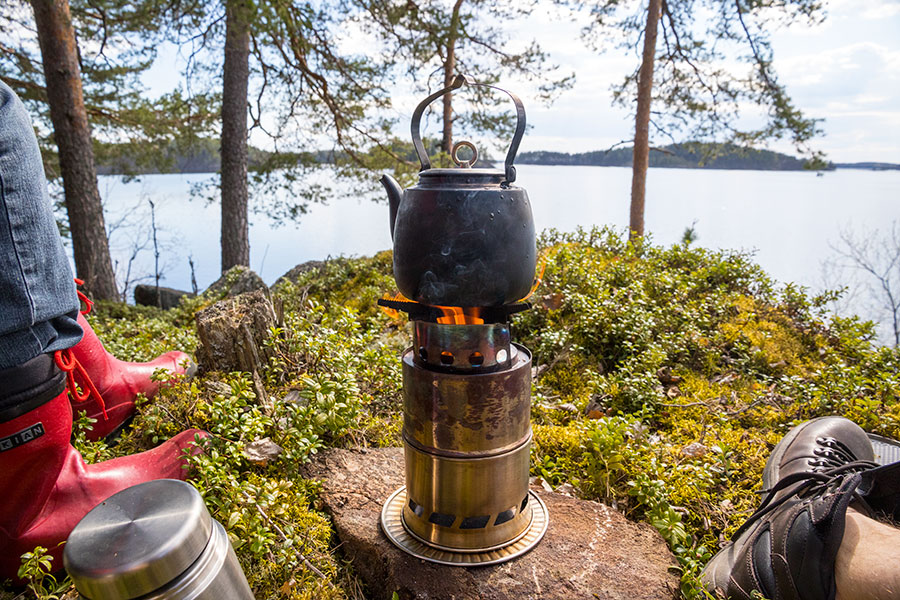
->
[380, 174, 403, 240]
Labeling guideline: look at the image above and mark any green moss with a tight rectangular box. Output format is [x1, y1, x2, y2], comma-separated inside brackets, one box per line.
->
[6, 227, 899, 599]
[87, 301, 199, 360]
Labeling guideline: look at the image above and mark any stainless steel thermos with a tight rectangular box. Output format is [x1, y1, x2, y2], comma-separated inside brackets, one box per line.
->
[64, 479, 255, 600]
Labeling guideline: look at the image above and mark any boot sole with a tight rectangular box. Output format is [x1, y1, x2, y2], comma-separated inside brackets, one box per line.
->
[869, 433, 900, 466]
[701, 539, 740, 593]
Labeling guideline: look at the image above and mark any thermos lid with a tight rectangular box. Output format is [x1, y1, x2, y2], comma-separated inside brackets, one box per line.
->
[64, 479, 213, 600]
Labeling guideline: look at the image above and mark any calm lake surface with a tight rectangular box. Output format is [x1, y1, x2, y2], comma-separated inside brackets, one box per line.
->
[96, 165, 899, 338]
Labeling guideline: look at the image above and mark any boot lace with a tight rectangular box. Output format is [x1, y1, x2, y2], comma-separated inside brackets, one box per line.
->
[54, 348, 108, 421]
[74, 277, 93, 315]
[732, 459, 879, 539]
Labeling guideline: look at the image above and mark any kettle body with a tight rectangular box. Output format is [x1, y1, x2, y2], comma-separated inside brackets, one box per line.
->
[389, 169, 535, 307]
[381, 75, 536, 307]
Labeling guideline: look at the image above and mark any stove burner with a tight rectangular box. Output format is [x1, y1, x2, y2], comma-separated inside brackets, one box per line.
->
[376, 299, 530, 324]
[378, 314, 547, 564]
[413, 321, 513, 372]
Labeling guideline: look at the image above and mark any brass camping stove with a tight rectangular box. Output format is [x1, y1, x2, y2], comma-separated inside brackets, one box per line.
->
[377, 304, 548, 566]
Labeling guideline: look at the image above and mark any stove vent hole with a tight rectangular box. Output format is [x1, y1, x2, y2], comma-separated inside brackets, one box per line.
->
[428, 512, 456, 528]
[497, 348, 509, 363]
[468, 351, 484, 366]
[494, 508, 516, 526]
[418, 346, 428, 361]
[520, 495, 529, 512]
[460, 515, 491, 529]
[407, 498, 424, 517]
[440, 351, 454, 365]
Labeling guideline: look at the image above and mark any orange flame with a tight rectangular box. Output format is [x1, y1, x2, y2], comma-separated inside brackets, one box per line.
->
[435, 306, 484, 325]
[381, 251, 548, 325]
[518, 249, 548, 302]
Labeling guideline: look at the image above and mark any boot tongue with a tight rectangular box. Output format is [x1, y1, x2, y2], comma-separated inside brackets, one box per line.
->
[64, 479, 212, 600]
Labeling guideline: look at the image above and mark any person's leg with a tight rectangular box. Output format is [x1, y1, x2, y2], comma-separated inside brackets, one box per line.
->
[0, 79, 194, 440]
[0, 354, 205, 580]
[700, 418, 900, 600]
[835, 508, 900, 600]
[0, 81, 208, 580]
[0, 79, 82, 370]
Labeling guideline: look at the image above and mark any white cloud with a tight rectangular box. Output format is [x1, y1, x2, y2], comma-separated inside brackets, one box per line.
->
[828, 0, 900, 19]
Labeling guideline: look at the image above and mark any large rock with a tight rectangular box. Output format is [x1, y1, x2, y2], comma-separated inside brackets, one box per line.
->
[134, 284, 195, 309]
[272, 260, 327, 288]
[302, 448, 678, 600]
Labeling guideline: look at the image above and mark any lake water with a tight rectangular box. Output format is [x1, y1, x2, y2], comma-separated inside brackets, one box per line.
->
[95, 165, 900, 340]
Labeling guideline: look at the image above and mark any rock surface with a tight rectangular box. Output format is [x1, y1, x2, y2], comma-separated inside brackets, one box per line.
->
[205, 265, 268, 299]
[272, 260, 327, 288]
[133, 284, 195, 309]
[302, 447, 678, 600]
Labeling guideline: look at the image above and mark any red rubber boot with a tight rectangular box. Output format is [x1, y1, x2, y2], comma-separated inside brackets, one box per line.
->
[67, 285, 195, 441]
[0, 382, 205, 580]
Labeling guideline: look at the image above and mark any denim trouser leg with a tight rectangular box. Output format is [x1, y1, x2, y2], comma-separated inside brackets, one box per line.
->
[0, 80, 82, 369]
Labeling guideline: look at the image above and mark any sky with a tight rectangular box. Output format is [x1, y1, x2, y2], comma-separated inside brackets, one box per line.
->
[506, 0, 900, 163]
[143, 0, 900, 164]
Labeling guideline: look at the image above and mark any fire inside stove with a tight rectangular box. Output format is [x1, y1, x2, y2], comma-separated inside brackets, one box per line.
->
[378, 298, 548, 565]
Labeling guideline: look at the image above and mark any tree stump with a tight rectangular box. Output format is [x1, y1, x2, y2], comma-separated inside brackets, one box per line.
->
[195, 289, 277, 406]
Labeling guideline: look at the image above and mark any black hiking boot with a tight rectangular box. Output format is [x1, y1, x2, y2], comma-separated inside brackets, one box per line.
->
[701, 417, 879, 600]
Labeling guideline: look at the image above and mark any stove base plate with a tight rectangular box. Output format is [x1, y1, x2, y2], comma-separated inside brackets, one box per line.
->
[380, 486, 549, 566]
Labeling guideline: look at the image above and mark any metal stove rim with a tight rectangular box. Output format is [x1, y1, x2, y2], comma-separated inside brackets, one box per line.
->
[380, 486, 549, 566]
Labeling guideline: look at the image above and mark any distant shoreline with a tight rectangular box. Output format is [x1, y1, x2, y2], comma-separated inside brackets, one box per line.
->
[513, 162, 900, 172]
[97, 162, 900, 176]
[95, 140, 900, 175]
[516, 143, 900, 172]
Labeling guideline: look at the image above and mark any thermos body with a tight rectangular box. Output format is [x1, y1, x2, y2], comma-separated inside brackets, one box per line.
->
[64, 479, 255, 600]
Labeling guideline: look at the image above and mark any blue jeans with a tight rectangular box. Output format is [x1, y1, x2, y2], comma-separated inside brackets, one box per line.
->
[0, 80, 82, 369]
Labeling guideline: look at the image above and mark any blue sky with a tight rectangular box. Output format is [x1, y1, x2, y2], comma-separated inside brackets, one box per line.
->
[143, 0, 900, 164]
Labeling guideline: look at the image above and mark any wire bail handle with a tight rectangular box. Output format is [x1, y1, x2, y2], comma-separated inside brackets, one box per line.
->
[410, 74, 526, 185]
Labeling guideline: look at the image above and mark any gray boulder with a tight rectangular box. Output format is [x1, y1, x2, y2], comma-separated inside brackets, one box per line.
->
[133, 284, 195, 309]
[205, 265, 268, 299]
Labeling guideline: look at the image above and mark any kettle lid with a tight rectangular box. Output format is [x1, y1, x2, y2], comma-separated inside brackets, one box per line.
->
[418, 167, 506, 185]
[418, 139, 506, 184]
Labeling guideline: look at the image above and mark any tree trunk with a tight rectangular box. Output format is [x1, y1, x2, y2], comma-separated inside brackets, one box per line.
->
[31, 0, 119, 300]
[441, 0, 465, 155]
[220, 0, 251, 272]
[629, 0, 662, 241]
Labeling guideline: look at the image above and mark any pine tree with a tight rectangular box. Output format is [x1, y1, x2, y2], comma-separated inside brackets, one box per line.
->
[166, 0, 398, 272]
[571, 0, 825, 239]
[1, 0, 218, 298]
